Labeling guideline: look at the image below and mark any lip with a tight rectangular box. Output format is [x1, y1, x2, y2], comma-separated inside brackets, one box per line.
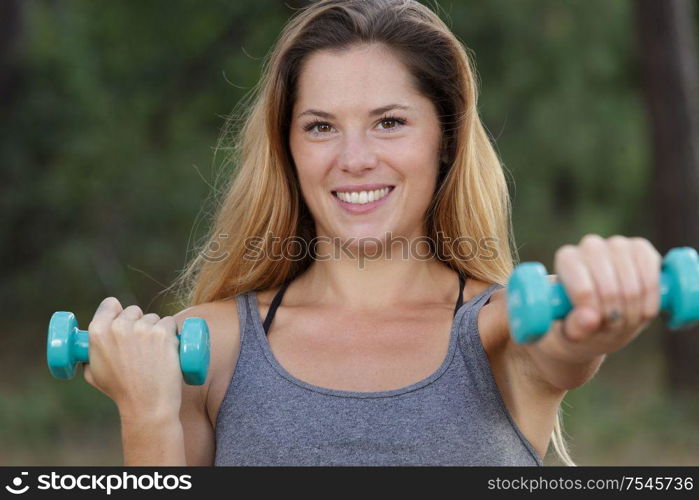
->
[331, 186, 396, 215]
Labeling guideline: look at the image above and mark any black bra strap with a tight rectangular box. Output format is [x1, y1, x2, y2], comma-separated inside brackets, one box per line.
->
[453, 273, 467, 317]
[263, 279, 291, 335]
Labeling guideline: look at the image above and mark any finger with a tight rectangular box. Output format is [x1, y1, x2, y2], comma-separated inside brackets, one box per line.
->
[580, 234, 624, 331]
[630, 237, 662, 322]
[134, 313, 160, 334]
[154, 316, 177, 336]
[112, 305, 144, 337]
[153, 316, 179, 348]
[88, 297, 123, 341]
[83, 363, 94, 386]
[120, 305, 144, 320]
[155, 314, 176, 325]
[554, 243, 602, 342]
[607, 235, 643, 330]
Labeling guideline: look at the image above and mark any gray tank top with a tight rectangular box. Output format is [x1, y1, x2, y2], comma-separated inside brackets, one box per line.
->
[214, 279, 543, 466]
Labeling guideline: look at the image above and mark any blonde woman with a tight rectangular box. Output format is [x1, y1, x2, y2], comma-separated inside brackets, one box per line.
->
[83, 0, 662, 466]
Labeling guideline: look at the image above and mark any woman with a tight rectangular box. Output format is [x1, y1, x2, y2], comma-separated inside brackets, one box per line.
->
[83, 0, 662, 466]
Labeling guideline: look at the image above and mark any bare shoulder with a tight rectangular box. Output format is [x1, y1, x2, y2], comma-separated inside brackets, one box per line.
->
[469, 280, 521, 370]
[168, 297, 241, 465]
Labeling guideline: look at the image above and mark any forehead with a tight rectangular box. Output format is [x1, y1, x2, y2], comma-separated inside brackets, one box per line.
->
[293, 44, 425, 114]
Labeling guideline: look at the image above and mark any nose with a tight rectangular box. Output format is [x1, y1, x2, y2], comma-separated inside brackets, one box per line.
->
[337, 132, 379, 174]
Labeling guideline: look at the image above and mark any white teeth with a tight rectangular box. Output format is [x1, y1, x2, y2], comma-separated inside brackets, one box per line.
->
[334, 187, 391, 204]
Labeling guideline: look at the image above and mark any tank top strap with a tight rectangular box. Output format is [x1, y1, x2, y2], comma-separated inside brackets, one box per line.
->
[456, 282, 503, 389]
[453, 272, 467, 317]
[235, 292, 250, 346]
[457, 283, 505, 373]
[455, 282, 542, 465]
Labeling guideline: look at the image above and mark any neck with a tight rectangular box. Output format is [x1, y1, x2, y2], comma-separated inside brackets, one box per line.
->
[293, 254, 458, 312]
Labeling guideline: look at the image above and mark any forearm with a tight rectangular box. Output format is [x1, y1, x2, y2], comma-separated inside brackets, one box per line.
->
[119, 411, 187, 466]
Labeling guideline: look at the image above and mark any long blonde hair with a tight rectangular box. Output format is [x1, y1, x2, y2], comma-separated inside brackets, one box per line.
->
[173, 0, 573, 465]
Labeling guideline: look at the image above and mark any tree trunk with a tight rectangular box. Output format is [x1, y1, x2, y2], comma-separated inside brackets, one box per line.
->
[0, 0, 22, 108]
[634, 0, 699, 394]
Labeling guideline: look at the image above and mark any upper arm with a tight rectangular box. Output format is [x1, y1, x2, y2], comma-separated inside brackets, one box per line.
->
[173, 298, 241, 466]
[178, 379, 215, 465]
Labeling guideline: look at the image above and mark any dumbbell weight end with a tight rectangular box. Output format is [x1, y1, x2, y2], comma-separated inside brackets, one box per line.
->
[47, 311, 89, 380]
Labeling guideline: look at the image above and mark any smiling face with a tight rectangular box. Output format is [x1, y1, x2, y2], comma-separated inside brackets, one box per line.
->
[289, 43, 443, 250]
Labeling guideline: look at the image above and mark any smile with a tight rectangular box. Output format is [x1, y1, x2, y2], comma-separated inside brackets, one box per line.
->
[332, 187, 392, 204]
[330, 186, 396, 215]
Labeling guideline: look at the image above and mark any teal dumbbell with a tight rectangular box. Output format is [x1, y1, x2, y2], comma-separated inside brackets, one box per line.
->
[47, 312, 210, 385]
[507, 246, 699, 344]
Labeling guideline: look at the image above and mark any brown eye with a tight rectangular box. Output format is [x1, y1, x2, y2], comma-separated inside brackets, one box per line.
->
[377, 115, 406, 132]
[303, 121, 334, 135]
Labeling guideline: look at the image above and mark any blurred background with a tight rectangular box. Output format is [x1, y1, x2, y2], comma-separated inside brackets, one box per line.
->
[2, 0, 698, 465]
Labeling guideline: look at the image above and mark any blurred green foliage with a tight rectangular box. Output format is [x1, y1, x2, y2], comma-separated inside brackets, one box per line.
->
[2, 0, 698, 465]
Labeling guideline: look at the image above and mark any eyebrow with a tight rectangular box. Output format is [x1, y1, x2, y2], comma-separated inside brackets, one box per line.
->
[297, 104, 412, 120]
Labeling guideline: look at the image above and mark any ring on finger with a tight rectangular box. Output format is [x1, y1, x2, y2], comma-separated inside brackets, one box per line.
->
[605, 308, 623, 326]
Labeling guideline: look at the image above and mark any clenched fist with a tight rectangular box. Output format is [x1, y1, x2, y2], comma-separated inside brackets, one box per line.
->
[83, 297, 183, 421]
[539, 234, 663, 362]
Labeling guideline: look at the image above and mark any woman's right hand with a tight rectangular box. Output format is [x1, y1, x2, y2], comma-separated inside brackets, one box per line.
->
[83, 297, 183, 421]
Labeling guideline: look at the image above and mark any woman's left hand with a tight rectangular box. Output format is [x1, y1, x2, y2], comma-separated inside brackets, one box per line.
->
[537, 234, 663, 363]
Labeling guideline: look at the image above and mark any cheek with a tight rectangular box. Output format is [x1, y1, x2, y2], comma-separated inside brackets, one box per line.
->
[404, 165, 440, 213]
[290, 134, 320, 182]
[290, 133, 328, 170]
[397, 146, 440, 186]
[294, 160, 328, 208]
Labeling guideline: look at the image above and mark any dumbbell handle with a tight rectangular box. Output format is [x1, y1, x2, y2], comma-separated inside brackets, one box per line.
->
[58, 327, 194, 364]
[65, 328, 90, 363]
[548, 271, 673, 320]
